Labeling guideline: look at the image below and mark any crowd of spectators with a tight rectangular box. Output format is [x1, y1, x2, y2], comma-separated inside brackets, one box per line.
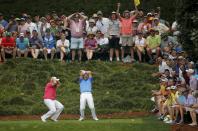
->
[152, 54, 198, 126]
[0, 3, 184, 64]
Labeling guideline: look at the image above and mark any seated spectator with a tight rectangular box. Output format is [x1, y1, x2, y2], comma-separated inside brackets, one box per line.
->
[163, 86, 178, 124]
[146, 29, 161, 63]
[134, 32, 146, 62]
[16, 33, 29, 58]
[43, 28, 56, 60]
[1, 32, 16, 61]
[189, 90, 198, 126]
[179, 89, 196, 124]
[84, 33, 97, 60]
[56, 33, 70, 62]
[30, 30, 43, 59]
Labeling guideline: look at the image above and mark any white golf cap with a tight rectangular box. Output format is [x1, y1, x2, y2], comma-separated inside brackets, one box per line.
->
[51, 77, 60, 81]
[186, 69, 194, 74]
[89, 19, 95, 23]
[170, 86, 177, 90]
[20, 33, 24, 37]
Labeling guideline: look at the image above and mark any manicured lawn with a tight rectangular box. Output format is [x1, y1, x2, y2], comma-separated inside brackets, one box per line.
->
[0, 116, 169, 131]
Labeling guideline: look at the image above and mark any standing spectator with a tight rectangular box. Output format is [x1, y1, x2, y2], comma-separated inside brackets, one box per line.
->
[26, 16, 37, 36]
[29, 30, 43, 59]
[41, 77, 64, 122]
[50, 20, 58, 37]
[43, 28, 56, 60]
[1, 32, 16, 61]
[34, 15, 43, 41]
[0, 13, 8, 28]
[137, 16, 151, 35]
[153, 18, 169, 35]
[86, 19, 98, 35]
[18, 18, 29, 34]
[79, 70, 98, 121]
[95, 31, 109, 60]
[108, 11, 120, 62]
[84, 33, 98, 61]
[146, 29, 161, 62]
[16, 33, 29, 58]
[5, 15, 18, 32]
[117, 3, 137, 62]
[40, 17, 51, 37]
[56, 33, 70, 62]
[68, 13, 86, 62]
[96, 11, 109, 37]
[134, 32, 146, 62]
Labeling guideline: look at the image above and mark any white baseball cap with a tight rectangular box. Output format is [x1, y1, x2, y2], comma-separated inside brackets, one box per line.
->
[186, 69, 194, 74]
[51, 77, 60, 81]
[20, 33, 24, 37]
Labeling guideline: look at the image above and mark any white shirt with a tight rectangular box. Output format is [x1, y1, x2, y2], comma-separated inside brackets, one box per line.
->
[135, 36, 146, 46]
[159, 61, 172, 73]
[56, 39, 70, 48]
[96, 37, 109, 46]
[96, 18, 109, 37]
[153, 23, 169, 35]
[27, 22, 37, 36]
[86, 26, 98, 35]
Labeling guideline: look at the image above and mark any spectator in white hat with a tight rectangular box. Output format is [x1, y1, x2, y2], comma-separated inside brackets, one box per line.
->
[16, 32, 29, 58]
[96, 11, 109, 37]
[86, 19, 98, 35]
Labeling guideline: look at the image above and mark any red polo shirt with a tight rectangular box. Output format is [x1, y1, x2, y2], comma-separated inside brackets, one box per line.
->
[43, 82, 57, 100]
[1, 37, 16, 47]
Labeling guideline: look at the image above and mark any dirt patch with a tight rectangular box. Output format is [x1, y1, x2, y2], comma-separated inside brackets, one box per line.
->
[0, 112, 151, 121]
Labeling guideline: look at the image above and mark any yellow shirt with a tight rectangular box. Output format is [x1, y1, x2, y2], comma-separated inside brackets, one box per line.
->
[146, 35, 161, 49]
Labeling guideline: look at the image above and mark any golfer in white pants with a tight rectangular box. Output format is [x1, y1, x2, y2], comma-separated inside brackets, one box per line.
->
[79, 70, 98, 121]
[41, 77, 64, 122]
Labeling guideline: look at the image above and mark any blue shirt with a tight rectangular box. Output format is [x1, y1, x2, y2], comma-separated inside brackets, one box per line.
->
[16, 38, 29, 50]
[0, 19, 8, 28]
[43, 35, 56, 49]
[79, 78, 93, 93]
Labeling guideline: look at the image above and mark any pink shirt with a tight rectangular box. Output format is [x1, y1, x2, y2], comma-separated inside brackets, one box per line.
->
[120, 16, 136, 36]
[70, 20, 84, 38]
[43, 82, 57, 100]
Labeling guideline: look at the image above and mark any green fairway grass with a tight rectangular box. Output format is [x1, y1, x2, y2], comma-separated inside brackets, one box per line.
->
[0, 116, 169, 131]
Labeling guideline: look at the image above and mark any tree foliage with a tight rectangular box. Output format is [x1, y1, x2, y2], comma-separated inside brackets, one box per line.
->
[0, 0, 176, 22]
[176, 0, 198, 60]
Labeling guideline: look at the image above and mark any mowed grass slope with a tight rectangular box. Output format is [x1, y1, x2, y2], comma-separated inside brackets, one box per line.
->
[0, 59, 159, 115]
[0, 116, 169, 131]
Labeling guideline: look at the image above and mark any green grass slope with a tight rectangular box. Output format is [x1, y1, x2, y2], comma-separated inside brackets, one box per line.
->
[0, 117, 169, 131]
[0, 59, 159, 115]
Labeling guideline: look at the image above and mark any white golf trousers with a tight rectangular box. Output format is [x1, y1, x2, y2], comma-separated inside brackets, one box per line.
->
[42, 99, 64, 120]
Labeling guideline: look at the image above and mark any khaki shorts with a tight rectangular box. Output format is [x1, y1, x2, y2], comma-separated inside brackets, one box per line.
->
[121, 36, 134, 47]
